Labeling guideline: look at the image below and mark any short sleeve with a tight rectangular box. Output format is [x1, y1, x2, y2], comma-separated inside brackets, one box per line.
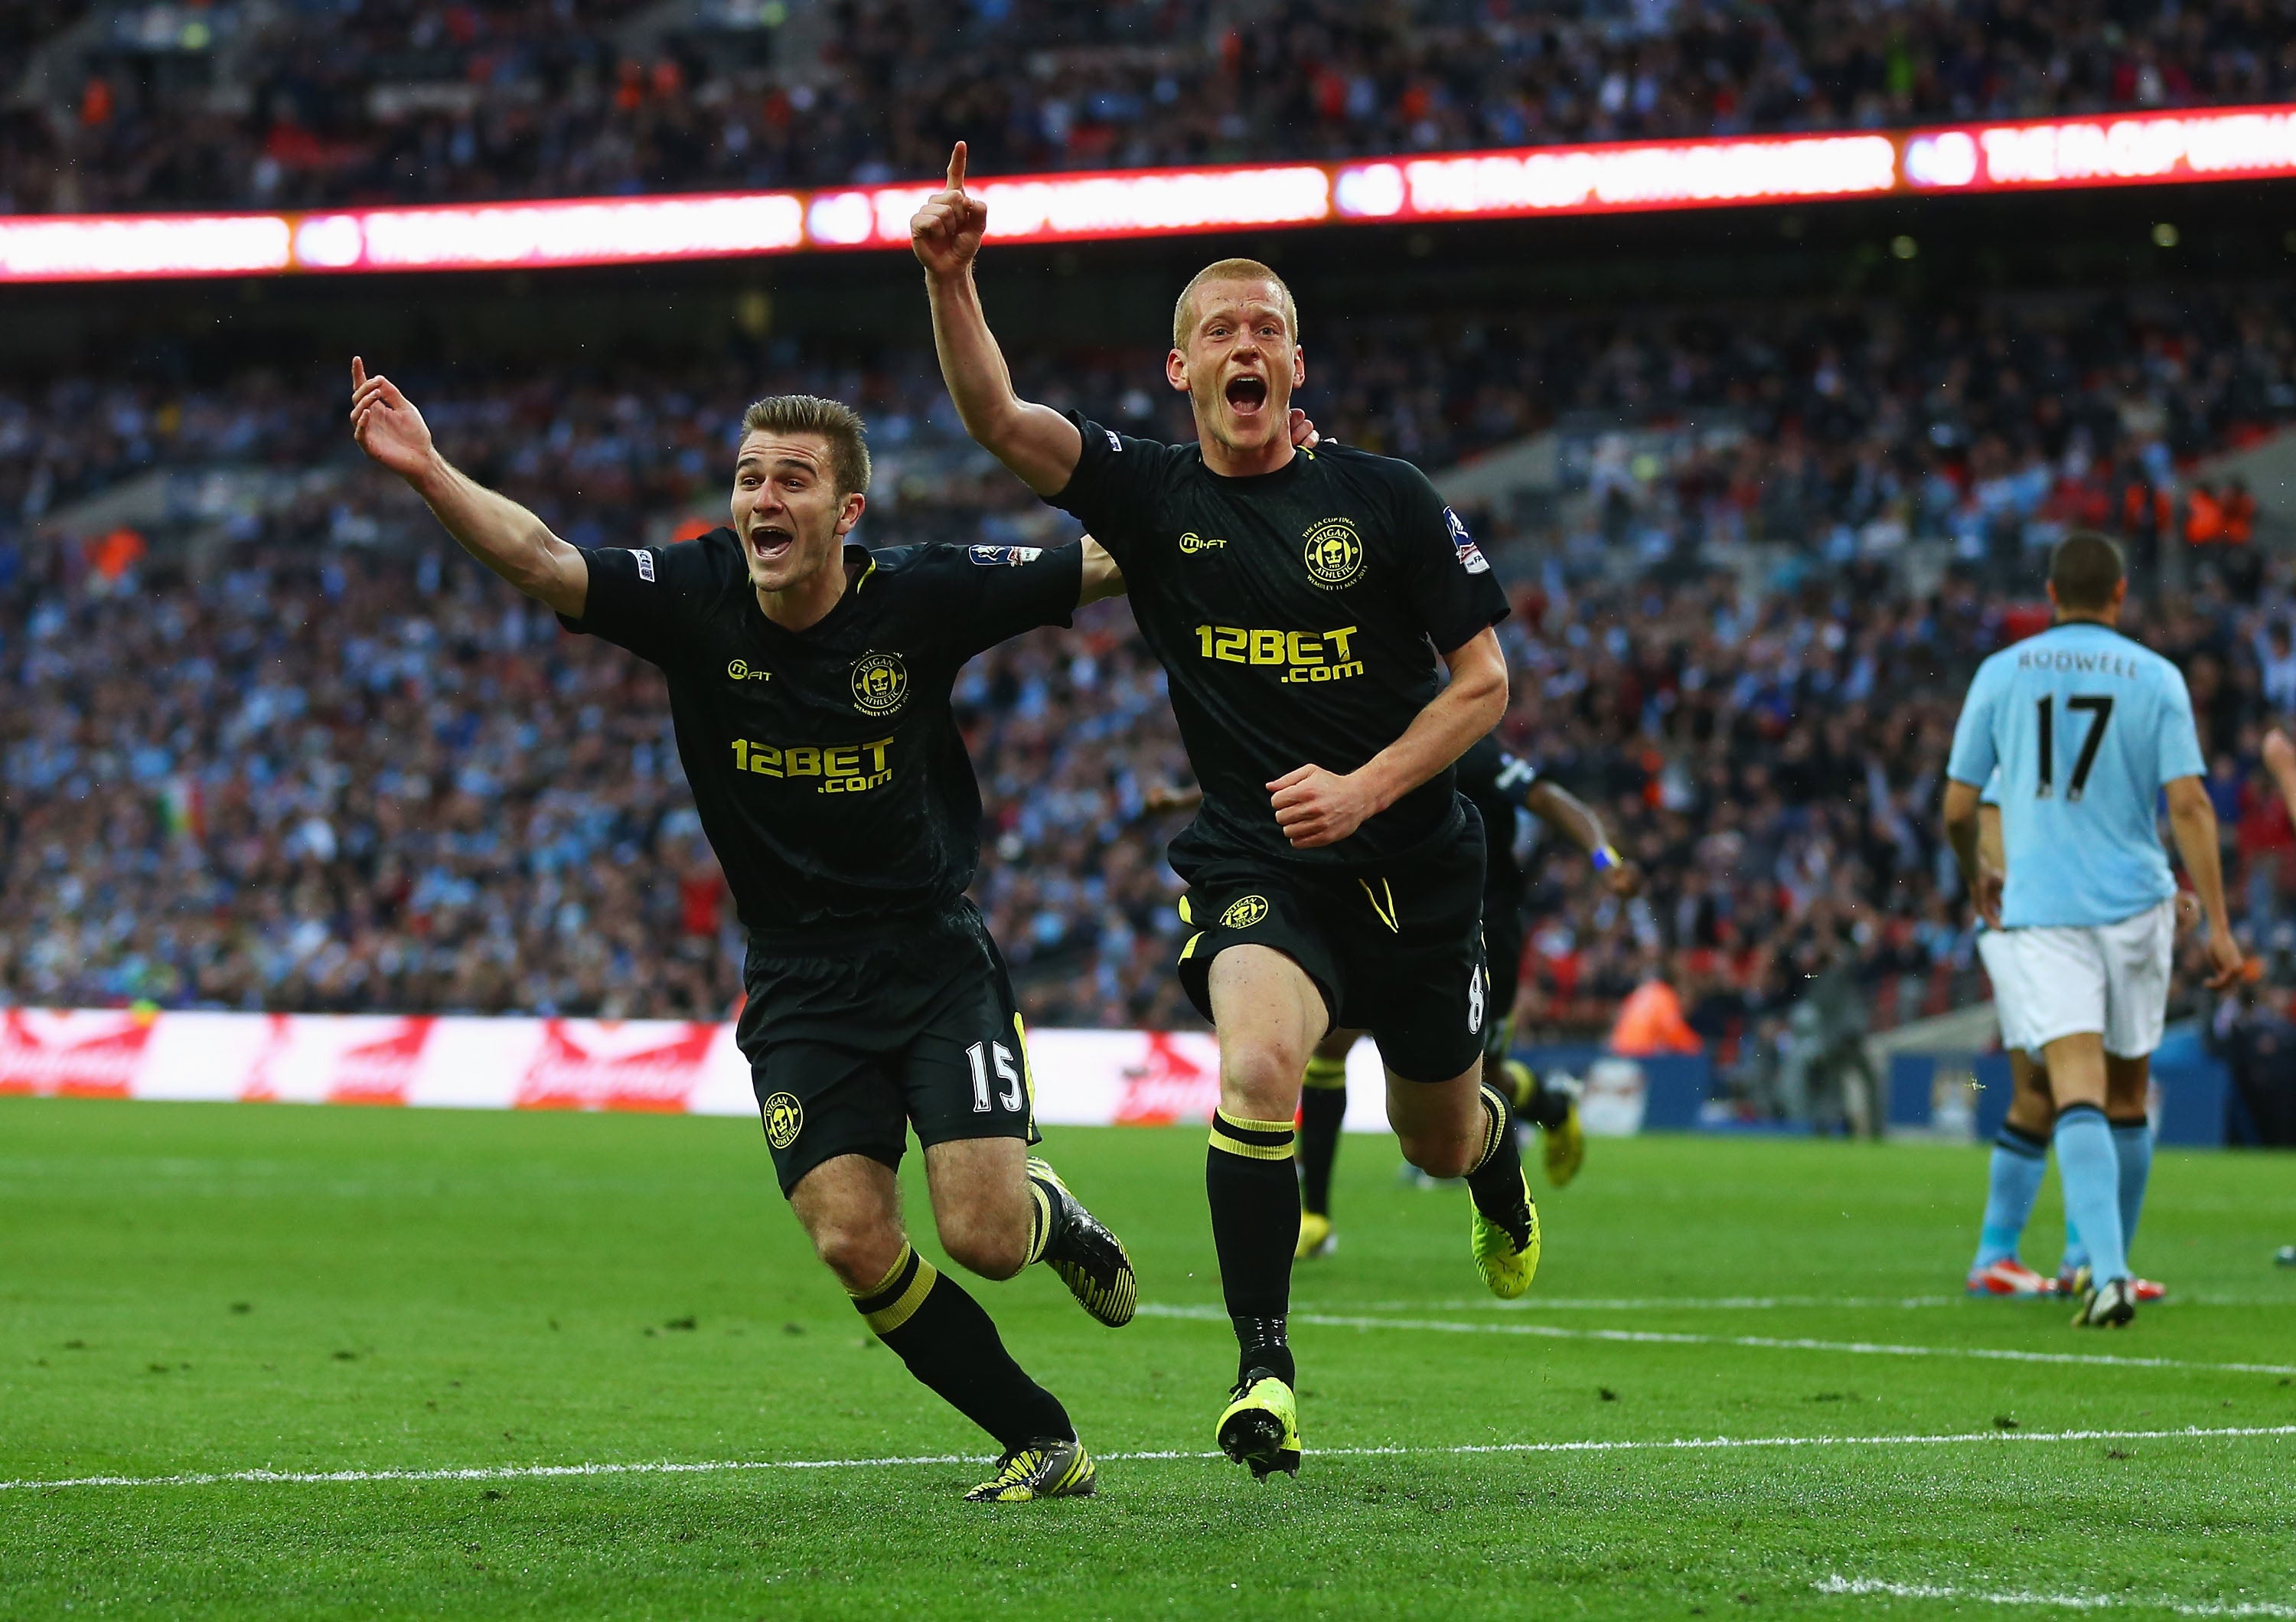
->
[557, 535, 719, 666]
[942, 543, 1084, 661]
[1043, 414, 1173, 566]
[2154, 666, 2207, 782]
[1979, 767, 2002, 807]
[1391, 467, 1508, 653]
[1945, 665, 1999, 785]
[1495, 752, 1541, 804]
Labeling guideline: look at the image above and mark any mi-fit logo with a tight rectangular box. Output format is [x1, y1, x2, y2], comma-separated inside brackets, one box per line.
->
[1179, 533, 1226, 554]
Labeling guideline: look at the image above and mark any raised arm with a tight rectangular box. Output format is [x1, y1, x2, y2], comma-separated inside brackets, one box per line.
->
[2164, 774, 2244, 990]
[1270, 627, 1508, 850]
[1524, 778, 1642, 896]
[349, 357, 588, 618]
[912, 144, 1082, 496]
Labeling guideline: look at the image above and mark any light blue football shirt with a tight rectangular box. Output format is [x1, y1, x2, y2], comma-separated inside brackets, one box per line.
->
[1946, 621, 2205, 928]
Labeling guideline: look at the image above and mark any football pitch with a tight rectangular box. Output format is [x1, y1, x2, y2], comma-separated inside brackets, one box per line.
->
[5, 1098, 2293, 1620]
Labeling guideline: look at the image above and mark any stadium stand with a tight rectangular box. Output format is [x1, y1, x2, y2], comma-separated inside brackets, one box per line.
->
[4, 0, 2295, 212]
[5, 281, 2296, 1070]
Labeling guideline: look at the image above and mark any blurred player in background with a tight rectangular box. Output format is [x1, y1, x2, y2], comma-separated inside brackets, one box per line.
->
[2251, 726, 2296, 1269]
[1944, 532, 2241, 1329]
[348, 359, 1137, 1503]
[1156, 735, 1642, 1258]
[917, 143, 1525, 1480]
[1965, 771, 2174, 1301]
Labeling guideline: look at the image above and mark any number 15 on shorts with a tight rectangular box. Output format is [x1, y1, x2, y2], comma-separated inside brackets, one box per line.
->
[967, 1039, 1023, 1114]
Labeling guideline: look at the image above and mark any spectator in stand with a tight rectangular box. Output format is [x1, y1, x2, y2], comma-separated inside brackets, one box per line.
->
[1609, 952, 1704, 1056]
[5, 282, 2296, 1056]
[6, 1, 2296, 214]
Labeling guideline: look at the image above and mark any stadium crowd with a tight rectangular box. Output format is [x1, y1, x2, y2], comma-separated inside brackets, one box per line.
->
[6, 275, 2296, 1054]
[6, 521, 2294, 1057]
[9, 282, 2295, 563]
[4, 0, 2294, 213]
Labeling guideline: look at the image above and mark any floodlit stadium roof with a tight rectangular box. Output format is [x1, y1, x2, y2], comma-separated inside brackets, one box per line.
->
[5, 103, 2294, 283]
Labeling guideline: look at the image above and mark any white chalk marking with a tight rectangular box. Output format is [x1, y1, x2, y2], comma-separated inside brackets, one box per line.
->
[1817, 1575, 2296, 1617]
[7, 1424, 2290, 1495]
[1134, 1302, 2296, 1376]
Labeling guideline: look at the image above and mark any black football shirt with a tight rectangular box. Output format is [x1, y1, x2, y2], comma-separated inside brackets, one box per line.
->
[1049, 419, 1508, 870]
[561, 530, 1081, 935]
[1454, 733, 1541, 911]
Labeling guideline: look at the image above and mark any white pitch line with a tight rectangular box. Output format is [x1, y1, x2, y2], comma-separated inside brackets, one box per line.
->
[1135, 1303, 2296, 1376]
[1817, 1575, 2296, 1617]
[1322, 1295, 1968, 1313]
[1376, 1293, 2296, 1314]
[7, 1425, 2291, 1496]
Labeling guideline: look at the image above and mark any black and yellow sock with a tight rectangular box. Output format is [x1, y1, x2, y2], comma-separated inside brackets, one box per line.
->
[1207, 1111, 1299, 1387]
[1464, 1084, 1534, 1248]
[850, 1244, 1071, 1450]
[1498, 1057, 1569, 1131]
[1022, 1167, 1071, 1266]
[1525, 1078, 1571, 1132]
[1297, 1056, 1349, 1219]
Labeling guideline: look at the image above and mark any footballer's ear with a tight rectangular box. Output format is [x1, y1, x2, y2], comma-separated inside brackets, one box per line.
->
[836, 491, 867, 536]
[1292, 344, 1306, 387]
[1166, 348, 1190, 393]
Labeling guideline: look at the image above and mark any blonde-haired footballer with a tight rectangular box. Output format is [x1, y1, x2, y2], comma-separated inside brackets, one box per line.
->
[917, 143, 1528, 1478]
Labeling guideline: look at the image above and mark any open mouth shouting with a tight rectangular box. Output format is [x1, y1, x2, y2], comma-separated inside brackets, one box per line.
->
[1224, 372, 1268, 419]
[745, 523, 797, 570]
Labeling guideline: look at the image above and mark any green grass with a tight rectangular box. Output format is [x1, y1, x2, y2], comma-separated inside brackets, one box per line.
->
[4, 1098, 2294, 1620]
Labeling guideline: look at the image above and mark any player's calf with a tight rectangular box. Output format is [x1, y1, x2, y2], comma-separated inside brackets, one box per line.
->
[923, 1135, 1039, 1281]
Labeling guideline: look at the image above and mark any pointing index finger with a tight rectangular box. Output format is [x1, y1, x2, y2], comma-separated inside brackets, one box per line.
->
[947, 142, 967, 194]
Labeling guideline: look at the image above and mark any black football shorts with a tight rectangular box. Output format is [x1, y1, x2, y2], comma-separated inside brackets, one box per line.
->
[736, 902, 1038, 1197]
[1480, 899, 1527, 1066]
[1172, 810, 1490, 1085]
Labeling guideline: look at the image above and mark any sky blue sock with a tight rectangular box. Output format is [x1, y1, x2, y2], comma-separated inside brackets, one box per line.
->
[2112, 1119, 2153, 1258]
[1973, 1124, 2050, 1269]
[2061, 1214, 2089, 1275]
[2053, 1105, 2128, 1284]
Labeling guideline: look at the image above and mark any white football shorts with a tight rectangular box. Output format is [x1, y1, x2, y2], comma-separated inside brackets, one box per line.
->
[1975, 929, 2037, 1056]
[1993, 896, 2176, 1059]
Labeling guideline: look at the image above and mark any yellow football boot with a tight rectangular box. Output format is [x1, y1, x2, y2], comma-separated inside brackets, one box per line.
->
[1295, 1210, 1336, 1260]
[1472, 1173, 1541, 1300]
[1215, 1368, 1300, 1480]
[964, 1436, 1096, 1502]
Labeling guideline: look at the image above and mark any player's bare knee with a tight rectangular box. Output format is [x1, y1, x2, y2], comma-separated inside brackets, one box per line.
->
[810, 1219, 907, 1294]
[1223, 1039, 1306, 1118]
[1399, 1130, 1476, 1180]
[935, 1202, 1029, 1280]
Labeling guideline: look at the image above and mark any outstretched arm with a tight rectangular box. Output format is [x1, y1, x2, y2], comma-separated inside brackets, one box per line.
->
[1523, 779, 1642, 896]
[912, 144, 1083, 496]
[349, 357, 588, 618]
[1270, 627, 1508, 850]
[2164, 774, 2244, 990]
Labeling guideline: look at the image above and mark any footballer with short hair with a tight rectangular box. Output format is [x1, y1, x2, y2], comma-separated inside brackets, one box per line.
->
[915, 143, 1533, 1480]
[348, 357, 1136, 1503]
[1943, 530, 2242, 1329]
